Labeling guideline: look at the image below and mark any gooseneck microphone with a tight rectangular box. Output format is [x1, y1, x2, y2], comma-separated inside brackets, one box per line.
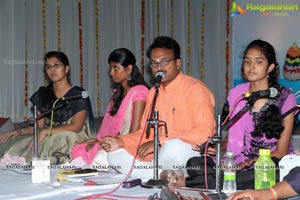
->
[16, 91, 89, 129]
[154, 71, 165, 89]
[59, 91, 89, 101]
[243, 87, 278, 99]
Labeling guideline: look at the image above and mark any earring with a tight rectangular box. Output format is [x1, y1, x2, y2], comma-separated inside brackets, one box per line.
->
[267, 73, 269, 78]
[127, 74, 132, 81]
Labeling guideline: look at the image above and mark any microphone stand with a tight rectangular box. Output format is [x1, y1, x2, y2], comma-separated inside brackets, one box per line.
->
[33, 106, 38, 158]
[17, 102, 67, 128]
[17, 101, 68, 159]
[214, 115, 222, 193]
[141, 87, 168, 189]
[205, 100, 254, 199]
[202, 115, 222, 200]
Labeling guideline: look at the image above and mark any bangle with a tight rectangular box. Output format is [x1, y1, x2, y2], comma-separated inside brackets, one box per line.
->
[19, 128, 24, 135]
[48, 129, 52, 137]
[268, 187, 277, 200]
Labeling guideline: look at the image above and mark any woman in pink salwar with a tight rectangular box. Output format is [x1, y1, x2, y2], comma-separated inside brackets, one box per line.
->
[71, 48, 149, 164]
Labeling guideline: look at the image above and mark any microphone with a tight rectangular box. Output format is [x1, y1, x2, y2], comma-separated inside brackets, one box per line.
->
[243, 87, 278, 99]
[59, 91, 89, 101]
[154, 71, 165, 89]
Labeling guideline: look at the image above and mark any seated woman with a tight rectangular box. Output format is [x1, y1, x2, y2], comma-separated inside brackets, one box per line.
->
[227, 166, 300, 200]
[0, 51, 94, 164]
[163, 39, 298, 189]
[71, 48, 149, 165]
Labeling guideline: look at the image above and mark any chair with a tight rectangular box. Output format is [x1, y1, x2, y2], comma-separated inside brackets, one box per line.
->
[279, 154, 300, 181]
[0, 118, 14, 134]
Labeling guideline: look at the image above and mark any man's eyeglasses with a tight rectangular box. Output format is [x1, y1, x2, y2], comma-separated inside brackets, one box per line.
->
[149, 58, 176, 68]
[45, 63, 65, 70]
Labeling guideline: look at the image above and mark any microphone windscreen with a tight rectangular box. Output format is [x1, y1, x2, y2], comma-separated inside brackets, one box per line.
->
[269, 87, 278, 98]
[82, 91, 89, 99]
[155, 71, 165, 79]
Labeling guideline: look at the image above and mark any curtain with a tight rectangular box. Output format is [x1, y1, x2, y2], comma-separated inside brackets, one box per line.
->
[0, 0, 229, 121]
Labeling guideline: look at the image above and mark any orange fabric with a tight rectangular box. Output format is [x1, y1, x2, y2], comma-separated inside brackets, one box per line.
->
[120, 72, 216, 161]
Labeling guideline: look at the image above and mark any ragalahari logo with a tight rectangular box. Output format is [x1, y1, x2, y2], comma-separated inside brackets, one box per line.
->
[230, 2, 247, 17]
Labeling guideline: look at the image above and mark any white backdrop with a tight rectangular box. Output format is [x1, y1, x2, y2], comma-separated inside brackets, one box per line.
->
[0, 0, 229, 121]
[231, 0, 300, 92]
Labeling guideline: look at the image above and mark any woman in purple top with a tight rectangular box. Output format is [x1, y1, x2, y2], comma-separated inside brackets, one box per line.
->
[164, 40, 298, 190]
[225, 40, 297, 170]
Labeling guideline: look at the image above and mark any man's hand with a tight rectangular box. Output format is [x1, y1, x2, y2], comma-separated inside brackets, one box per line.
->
[0, 130, 21, 143]
[138, 140, 154, 160]
[99, 136, 124, 152]
[227, 188, 275, 200]
[192, 142, 216, 155]
[226, 189, 256, 200]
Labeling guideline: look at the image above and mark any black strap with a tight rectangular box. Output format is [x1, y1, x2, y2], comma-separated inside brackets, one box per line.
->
[281, 105, 300, 119]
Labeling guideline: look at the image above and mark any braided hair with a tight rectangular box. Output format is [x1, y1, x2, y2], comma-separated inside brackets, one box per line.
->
[242, 40, 284, 139]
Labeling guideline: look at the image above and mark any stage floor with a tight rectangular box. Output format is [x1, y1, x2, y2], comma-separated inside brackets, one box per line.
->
[0, 168, 161, 200]
[2, 166, 299, 200]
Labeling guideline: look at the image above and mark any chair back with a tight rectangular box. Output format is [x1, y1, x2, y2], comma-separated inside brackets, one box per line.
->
[279, 154, 300, 181]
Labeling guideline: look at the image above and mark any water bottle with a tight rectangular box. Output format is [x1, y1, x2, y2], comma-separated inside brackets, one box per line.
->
[254, 149, 276, 189]
[222, 151, 237, 194]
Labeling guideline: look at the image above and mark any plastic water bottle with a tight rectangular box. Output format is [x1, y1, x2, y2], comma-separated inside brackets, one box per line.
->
[222, 151, 237, 194]
[254, 149, 276, 189]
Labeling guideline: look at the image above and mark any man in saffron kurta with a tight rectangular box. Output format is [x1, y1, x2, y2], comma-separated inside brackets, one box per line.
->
[118, 71, 215, 161]
[100, 36, 215, 178]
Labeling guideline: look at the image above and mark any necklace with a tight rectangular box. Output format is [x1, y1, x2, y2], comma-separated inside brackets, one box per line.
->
[250, 98, 277, 126]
